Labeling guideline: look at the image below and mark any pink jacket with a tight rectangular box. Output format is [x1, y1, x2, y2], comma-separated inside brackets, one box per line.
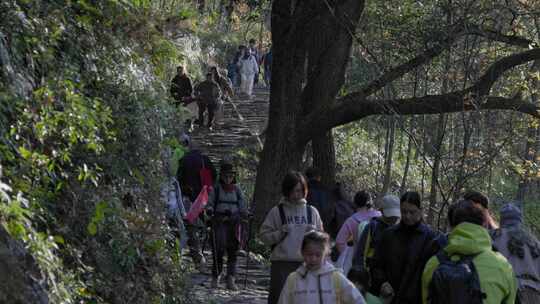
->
[336, 210, 381, 253]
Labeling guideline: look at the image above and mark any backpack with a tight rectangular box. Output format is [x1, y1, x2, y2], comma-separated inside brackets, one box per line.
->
[428, 251, 486, 304]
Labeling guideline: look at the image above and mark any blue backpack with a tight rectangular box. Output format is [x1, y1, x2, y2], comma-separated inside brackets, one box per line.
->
[428, 251, 486, 304]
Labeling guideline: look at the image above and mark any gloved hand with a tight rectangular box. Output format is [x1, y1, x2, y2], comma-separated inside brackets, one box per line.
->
[206, 208, 214, 217]
[239, 210, 249, 219]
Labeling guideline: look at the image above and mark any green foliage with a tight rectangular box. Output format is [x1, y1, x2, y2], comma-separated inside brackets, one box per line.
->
[0, 0, 196, 302]
[0, 174, 85, 303]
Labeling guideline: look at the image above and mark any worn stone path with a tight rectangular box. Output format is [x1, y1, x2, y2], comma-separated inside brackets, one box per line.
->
[189, 88, 270, 163]
[186, 250, 270, 304]
[184, 88, 271, 303]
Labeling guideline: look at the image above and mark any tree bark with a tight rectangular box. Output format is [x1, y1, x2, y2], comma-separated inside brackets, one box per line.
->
[252, 1, 540, 223]
[400, 130, 413, 194]
[428, 113, 446, 225]
[517, 60, 540, 201]
[381, 116, 396, 195]
[312, 131, 336, 188]
[252, 0, 366, 222]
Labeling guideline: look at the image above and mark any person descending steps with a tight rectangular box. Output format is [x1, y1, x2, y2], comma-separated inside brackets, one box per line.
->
[194, 72, 222, 130]
[206, 161, 248, 290]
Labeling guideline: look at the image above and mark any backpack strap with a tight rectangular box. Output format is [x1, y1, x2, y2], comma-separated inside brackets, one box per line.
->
[214, 185, 241, 209]
[287, 272, 298, 303]
[435, 250, 450, 263]
[363, 223, 373, 268]
[278, 203, 286, 225]
[333, 272, 342, 304]
[356, 221, 368, 244]
[214, 184, 220, 208]
[307, 205, 313, 225]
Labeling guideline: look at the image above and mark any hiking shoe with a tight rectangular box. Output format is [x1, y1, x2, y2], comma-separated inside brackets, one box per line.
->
[194, 262, 205, 274]
[211, 275, 221, 288]
[226, 276, 238, 291]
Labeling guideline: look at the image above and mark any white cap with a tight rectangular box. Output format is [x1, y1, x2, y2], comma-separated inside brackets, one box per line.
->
[381, 195, 401, 217]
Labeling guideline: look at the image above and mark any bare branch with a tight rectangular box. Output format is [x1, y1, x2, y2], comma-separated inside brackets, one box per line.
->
[358, 23, 533, 98]
[299, 48, 540, 142]
[464, 24, 534, 48]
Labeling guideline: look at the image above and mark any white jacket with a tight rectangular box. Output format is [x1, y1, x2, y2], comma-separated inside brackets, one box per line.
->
[237, 55, 259, 76]
[278, 262, 365, 304]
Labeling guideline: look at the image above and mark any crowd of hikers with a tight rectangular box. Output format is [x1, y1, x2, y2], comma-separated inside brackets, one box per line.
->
[170, 39, 271, 131]
[257, 170, 540, 304]
[164, 135, 540, 304]
[166, 45, 539, 302]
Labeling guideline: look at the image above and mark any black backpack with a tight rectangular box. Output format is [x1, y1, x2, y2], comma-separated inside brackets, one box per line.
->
[428, 251, 486, 304]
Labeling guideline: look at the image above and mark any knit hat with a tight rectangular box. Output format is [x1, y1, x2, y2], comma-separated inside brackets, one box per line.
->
[500, 203, 522, 227]
[381, 195, 401, 218]
[220, 162, 235, 174]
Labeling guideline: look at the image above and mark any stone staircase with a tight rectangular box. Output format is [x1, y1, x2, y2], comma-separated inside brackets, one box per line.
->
[189, 88, 270, 164]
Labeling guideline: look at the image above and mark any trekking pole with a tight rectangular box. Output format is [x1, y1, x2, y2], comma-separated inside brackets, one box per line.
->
[210, 217, 219, 280]
[201, 224, 210, 257]
[244, 208, 254, 288]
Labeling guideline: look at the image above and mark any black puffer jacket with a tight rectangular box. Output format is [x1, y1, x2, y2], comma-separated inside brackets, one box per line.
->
[371, 222, 440, 304]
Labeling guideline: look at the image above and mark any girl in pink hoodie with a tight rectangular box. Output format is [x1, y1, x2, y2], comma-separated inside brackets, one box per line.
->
[335, 191, 381, 253]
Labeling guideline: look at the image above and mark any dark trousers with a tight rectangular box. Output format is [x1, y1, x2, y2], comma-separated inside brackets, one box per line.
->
[268, 261, 302, 304]
[211, 219, 239, 277]
[197, 101, 217, 127]
[186, 225, 204, 264]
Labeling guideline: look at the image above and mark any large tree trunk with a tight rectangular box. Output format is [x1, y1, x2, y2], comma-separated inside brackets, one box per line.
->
[312, 131, 337, 188]
[253, 0, 365, 222]
[252, 0, 540, 223]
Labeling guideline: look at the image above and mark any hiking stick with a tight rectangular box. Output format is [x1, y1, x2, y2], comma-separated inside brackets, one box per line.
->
[210, 218, 219, 279]
[244, 208, 254, 288]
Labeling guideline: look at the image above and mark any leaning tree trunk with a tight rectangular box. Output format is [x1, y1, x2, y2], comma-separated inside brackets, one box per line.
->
[253, 0, 366, 223]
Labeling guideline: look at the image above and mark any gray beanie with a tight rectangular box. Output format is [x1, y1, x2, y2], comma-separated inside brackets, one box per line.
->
[500, 203, 522, 227]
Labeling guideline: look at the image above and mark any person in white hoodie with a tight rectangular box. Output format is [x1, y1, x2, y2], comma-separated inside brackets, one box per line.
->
[237, 47, 259, 98]
[278, 230, 366, 304]
[259, 171, 324, 304]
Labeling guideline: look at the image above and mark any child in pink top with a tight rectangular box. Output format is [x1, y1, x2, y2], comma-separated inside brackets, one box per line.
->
[336, 191, 381, 253]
